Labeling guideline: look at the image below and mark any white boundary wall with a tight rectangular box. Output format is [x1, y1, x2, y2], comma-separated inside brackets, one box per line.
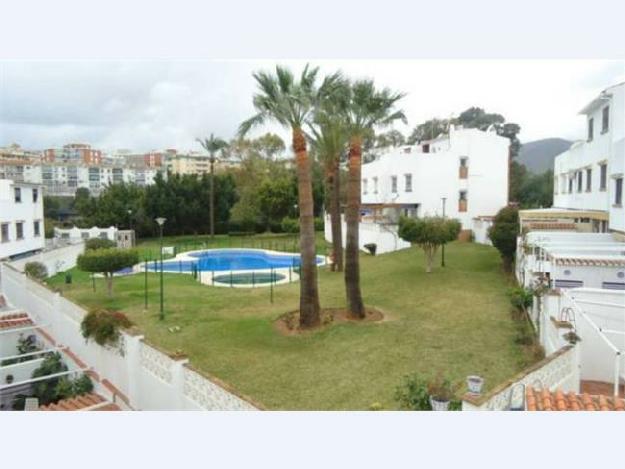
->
[0, 263, 258, 411]
[462, 346, 579, 410]
[324, 214, 411, 255]
[8, 242, 85, 277]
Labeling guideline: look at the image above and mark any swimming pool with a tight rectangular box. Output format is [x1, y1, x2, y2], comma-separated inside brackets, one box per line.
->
[142, 249, 324, 273]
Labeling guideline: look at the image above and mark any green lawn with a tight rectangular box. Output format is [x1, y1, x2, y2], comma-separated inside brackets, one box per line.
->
[48, 238, 526, 410]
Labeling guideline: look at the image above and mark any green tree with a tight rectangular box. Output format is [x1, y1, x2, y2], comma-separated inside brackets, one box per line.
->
[239, 64, 339, 329]
[196, 133, 229, 238]
[257, 177, 298, 230]
[375, 129, 405, 149]
[398, 216, 461, 273]
[253, 132, 286, 159]
[406, 118, 449, 144]
[77, 248, 139, 296]
[488, 206, 519, 272]
[342, 79, 406, 318]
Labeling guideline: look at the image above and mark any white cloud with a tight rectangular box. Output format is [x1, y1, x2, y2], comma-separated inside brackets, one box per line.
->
[1, 59, 623, 152]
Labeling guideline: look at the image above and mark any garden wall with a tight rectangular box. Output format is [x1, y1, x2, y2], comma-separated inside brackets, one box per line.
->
[462, 345, 579, 410]
[324, 214, 411, 255]
[8, 241, 85, 277]
[0, 263, 259, 411]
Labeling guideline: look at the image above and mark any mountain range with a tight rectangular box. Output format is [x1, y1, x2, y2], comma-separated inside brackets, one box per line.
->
[517, 138, 573, 174]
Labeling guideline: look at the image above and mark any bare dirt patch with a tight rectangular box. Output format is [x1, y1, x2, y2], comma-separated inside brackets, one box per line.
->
[274, 307, 384, 336]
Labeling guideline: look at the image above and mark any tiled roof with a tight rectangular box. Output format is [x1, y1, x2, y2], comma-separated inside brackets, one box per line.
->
[39, 393, 120, 411]
[0, 312, 33, 330]
[526, 387, 625, 411]
[553, 257, 625, 267]
[528, 223, 576, 231]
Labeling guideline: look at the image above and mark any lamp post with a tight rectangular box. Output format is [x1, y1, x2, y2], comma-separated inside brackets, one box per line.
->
[155, 217, 166, 320]
[441, 197, 447, 267]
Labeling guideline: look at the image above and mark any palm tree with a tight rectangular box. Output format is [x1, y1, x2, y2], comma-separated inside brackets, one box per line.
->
[308, 92, 349, 272]
[342, 80, 406, 318]
[239, 65, 340, 328]
[196, 134, 228, 239]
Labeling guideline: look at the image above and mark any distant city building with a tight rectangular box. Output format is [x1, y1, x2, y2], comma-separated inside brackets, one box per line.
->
[0, 179, 45, 260]
[43, 143, 103, 165]
[166, 150, 239, 176]
[53, 226, 135, 248]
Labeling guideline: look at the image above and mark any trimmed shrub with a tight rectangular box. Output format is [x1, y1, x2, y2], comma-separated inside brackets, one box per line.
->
[77, 248, 139, 296]
[85, 238, 116, 250]
[364, 243, 377, 256]
[24, 262, 48, 281]
[281, 216, 300, 234]
[314, 217, 324, 232]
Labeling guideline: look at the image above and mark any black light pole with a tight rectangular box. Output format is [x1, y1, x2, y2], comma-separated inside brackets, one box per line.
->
[441, 197, 447, 267]
[155, 217, 166, 320]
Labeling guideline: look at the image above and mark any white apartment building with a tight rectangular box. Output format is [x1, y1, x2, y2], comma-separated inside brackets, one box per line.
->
[533, 82, 624, 235]
[358, 125, 509, 247]
[0, 179, 45, 260]
[0, 161, 165, 196]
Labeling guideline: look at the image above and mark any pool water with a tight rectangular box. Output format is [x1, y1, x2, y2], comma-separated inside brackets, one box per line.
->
[143, 249, 323, 273]
[212, 272, 285, 285]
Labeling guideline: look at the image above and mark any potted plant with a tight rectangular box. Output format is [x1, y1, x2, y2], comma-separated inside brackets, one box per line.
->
[427, 374, 458, 411]
[466, 375, 484, 394]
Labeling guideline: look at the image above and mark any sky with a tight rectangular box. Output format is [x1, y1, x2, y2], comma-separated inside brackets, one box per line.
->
[1, 59, 623, 153]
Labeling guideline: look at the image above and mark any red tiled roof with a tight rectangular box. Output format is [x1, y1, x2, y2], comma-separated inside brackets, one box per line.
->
[39, 393, 120, 411]
[526, 387, 625, 411]
[0, 312, 33, 330]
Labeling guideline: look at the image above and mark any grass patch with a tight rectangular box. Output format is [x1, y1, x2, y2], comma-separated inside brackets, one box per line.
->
[49, 238, 528, 410]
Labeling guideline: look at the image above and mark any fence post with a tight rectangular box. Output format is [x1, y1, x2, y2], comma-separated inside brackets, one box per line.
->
[212, 270, 215, 286]
[92, 273, 96, 292]
[144, 259, 148, 310]
[230, 270, 233, 288]
[270, 267, 274, 304]
[252, 271, 255, 288]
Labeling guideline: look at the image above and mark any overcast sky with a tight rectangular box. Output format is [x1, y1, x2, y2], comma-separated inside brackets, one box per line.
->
[1, 59, 623, 153]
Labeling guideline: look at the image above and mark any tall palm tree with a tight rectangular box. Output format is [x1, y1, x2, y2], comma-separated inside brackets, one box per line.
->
[196, 134, 229, 238]
[308, 92, 349, 272]
[239, 65, 340, 328]
[342, 80, 406, 318]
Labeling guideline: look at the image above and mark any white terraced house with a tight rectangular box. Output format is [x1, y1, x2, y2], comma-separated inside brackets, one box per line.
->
[337, 125, 510, 253]
[521, 82, 624, 236]
[0, 179, 45, 260]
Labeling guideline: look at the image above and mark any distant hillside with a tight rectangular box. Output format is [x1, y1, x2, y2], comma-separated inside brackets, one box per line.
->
[517, 138, 573, 173]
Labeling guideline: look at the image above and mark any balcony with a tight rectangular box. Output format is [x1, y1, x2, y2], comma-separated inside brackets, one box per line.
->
[459, 166, 468, 179]
[459, 200, 468, 212]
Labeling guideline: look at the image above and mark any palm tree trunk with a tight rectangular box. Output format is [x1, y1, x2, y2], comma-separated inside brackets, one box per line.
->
[330, 158, 343, 272]
[344, 136, 365, 318]
[293, 128, 321, 328]
[210, 156, 215, 238]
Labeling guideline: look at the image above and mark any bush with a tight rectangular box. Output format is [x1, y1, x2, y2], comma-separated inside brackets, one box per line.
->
[281, 217, 300, 234]
[77, 248, 139, 296]
[364, 243, 377, 256]
[508, 287, 533, 312]
[488, 206, 519, 272]
[427, 373, 461, 402]
[81, 309, 133, 347]
[24, 262, 48, 281]
[395, 373, 432, 410]
[85, 238, 116, 250]
[314, 217, 324, 232]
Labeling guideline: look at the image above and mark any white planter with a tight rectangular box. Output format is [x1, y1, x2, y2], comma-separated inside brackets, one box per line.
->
[429, 397, 450, 411]
[466, 375, 484, 394]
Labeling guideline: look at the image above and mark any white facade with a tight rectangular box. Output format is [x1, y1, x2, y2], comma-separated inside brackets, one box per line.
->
[0, 162, 165, 196]
[553, 82, 625, 234]
[0, 180, 45, 260]
[361, 126, 509, 234]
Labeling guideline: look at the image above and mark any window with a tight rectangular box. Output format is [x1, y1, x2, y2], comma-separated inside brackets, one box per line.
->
[568, 176, 573, 193]
[363, 178, 368, 195]
[577, 171, 583, 192]
[459, 157, 468, 167]
[14, 187, 21, 203]
[16, 222, 24, 240]
[32, 188, 39, 203]
[459, 190, 468, 212]
[615, 177, 623, 206]
[586, 168, 592, 191]
[554, 176, 559, 194]
[587, 117, 594, 141]
[391, 175, 397, 193]
[459, 157, 468, 179]
[1, 223, 9, 243]
[81, 232, 90, 239]
[459, 190, 467, 201]
[404, 174, 412, 192]
[373, 177, 378, 194]
[34, 220, 41, 237]
[602, 106, 609, 133]
[600, 163, 607, 190]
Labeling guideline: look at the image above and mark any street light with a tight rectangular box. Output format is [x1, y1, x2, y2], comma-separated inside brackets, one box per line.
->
[155, 217, 166, 320]
[441, 197, 447, 267]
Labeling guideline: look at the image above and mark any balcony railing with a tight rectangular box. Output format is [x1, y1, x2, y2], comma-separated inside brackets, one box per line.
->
[459, 166, 468, 179]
